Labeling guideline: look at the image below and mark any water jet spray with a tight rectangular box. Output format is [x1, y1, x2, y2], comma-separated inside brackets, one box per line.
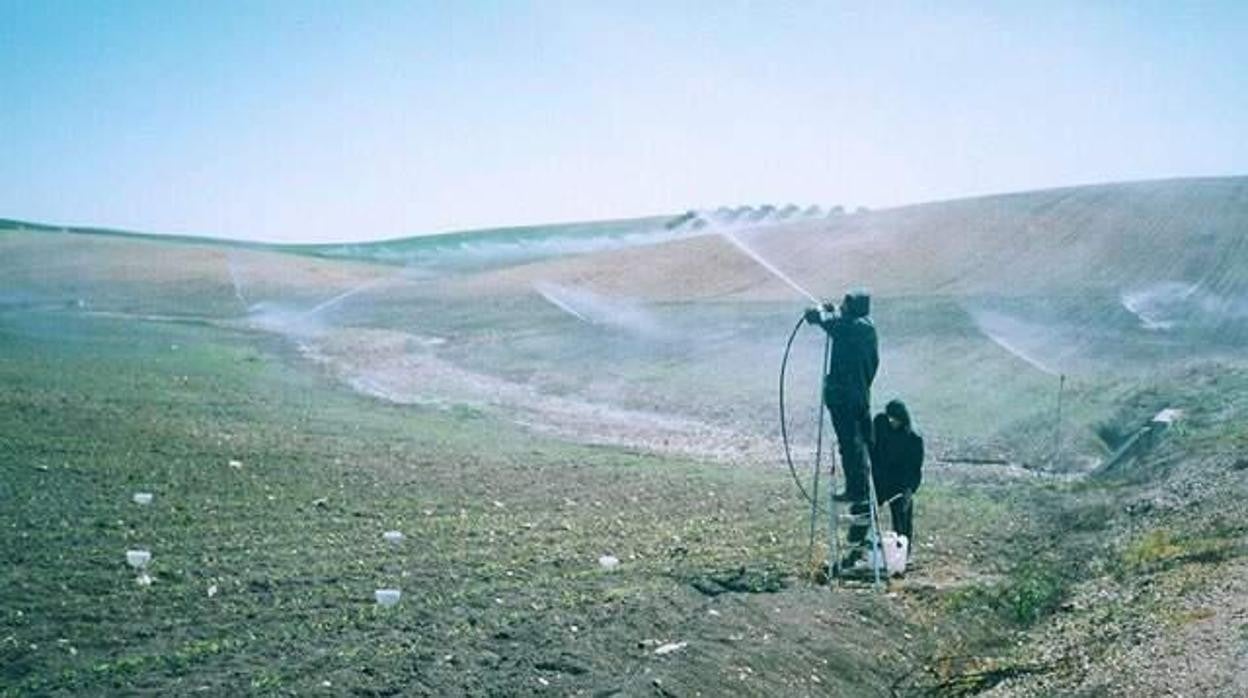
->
[301, 266, 416, 320]
[532, 282, 665, 337]
[968, 307, 1072, 465]
[534, 283, 592, 323]
[303, 276, 395, 318]
[719, 230, 819, 304]
[226, 254, 249, 308]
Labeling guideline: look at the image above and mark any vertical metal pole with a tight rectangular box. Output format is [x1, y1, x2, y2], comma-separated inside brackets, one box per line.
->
[807, 425, 822, 581]
[866, 460, 884, 590]
[827, 448, 840, 582]
[818, 336, 837, 583]
[806, 337, 830, 582]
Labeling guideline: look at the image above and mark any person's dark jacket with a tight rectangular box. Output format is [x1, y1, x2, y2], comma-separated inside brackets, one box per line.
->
[806, 293, 879, 408]
[871, 399, 923, 499]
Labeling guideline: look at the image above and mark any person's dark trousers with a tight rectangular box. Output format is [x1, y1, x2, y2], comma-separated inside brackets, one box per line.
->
[889, 491, 914, 543]
[828, 400, 871, 501]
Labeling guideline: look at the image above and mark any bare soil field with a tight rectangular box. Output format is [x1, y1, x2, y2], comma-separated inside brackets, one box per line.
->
[4, 177, 1247, 695]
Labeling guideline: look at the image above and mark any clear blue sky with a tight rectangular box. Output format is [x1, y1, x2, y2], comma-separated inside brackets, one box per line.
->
[3, 1, 1246, 242]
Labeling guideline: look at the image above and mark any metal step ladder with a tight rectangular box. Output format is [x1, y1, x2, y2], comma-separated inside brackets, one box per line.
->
[805, 338, 886, 590]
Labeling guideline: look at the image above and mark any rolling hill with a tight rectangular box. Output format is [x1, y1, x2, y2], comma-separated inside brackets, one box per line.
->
[3, 176, 1246, 696]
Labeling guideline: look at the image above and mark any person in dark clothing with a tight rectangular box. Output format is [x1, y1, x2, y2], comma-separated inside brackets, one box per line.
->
[803, 291, 880, 505]
[870, 399, 924, 548]
[839, 399, 925, 570]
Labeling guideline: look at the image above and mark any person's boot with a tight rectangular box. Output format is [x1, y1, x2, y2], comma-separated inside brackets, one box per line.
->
[840, 546, 865, 570]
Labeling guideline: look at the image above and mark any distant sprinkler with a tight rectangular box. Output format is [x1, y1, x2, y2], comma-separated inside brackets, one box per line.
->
[226, 254, 249, 309]
[534, 283, 591, 324]
[303, 267, 414, 319]
[970, 309, 1062, 377]
[303, 276, 390, 317]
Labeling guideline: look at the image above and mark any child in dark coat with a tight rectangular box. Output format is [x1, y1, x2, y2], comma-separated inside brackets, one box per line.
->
[870, 399, 924, 549]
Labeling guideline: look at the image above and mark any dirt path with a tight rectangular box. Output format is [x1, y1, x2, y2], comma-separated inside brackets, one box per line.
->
[299, 327, 780, 464]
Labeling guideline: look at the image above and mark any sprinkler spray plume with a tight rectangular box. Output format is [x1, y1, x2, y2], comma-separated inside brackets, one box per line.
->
[532, 282, 669, 338]
[534, 282, 591, 323]
[303, 276, 392, 318]
[718, 229, 819, 304]
[967, 308, 1063, 377]
[225, 253, 249, 309]
[302, 266, 415, 319]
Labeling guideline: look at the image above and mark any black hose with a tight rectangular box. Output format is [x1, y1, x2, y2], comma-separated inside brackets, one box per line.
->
[780, 314, 819, 505]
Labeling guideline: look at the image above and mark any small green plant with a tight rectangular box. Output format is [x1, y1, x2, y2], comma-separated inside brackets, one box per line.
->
[1121, 529, 1183, 572]
[946, 559, 1069, 628]
[998, 561, 1067, 626]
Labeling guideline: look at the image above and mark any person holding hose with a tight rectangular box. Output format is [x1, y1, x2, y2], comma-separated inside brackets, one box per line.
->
[804, 290, 879, 567]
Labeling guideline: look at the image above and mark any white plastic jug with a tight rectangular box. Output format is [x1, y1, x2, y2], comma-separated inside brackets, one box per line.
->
[882, 532, 909, 576]
[869, 532, 909, 576]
